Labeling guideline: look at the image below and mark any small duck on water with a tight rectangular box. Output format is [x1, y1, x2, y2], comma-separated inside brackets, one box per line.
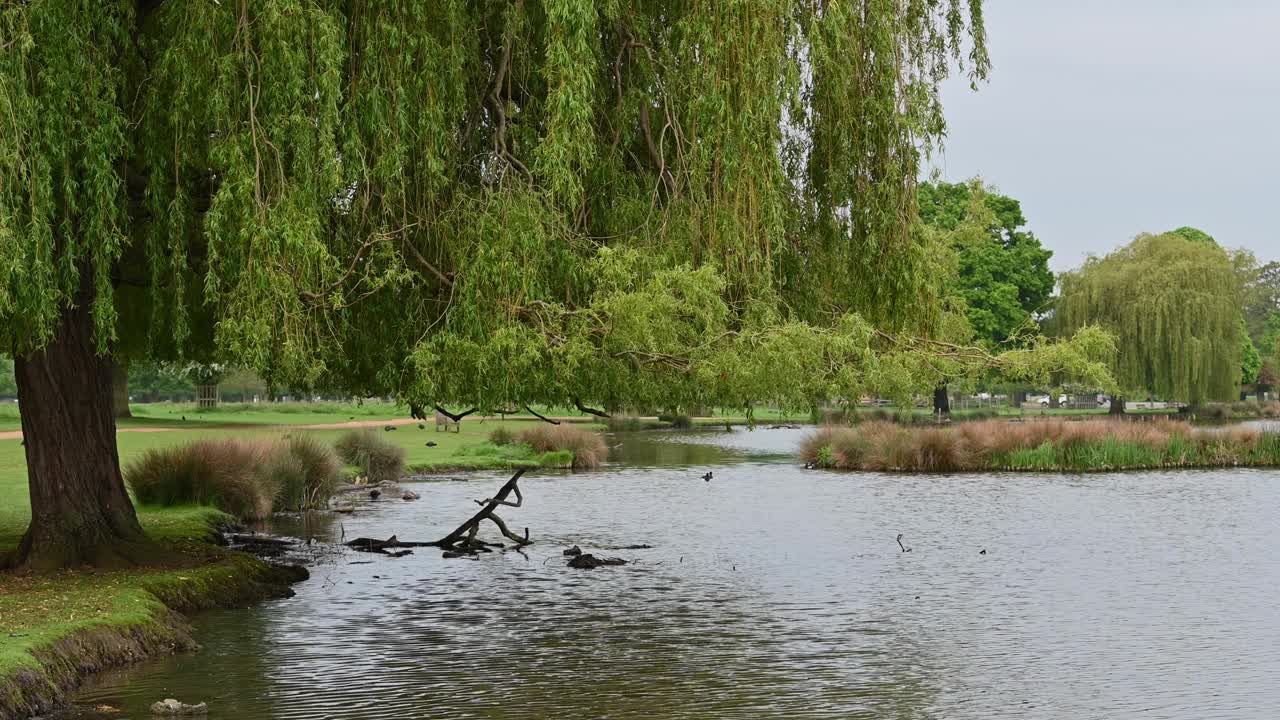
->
[701, 471, 713, 482]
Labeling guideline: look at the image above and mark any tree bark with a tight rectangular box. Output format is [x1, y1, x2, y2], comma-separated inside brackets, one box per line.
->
[1049, 393, 1061, 409]
[1109, 396, 1125, 415]
[932, 385, 950, 416]
[112, 358, 132, 419]
[9, 280, 148, 571]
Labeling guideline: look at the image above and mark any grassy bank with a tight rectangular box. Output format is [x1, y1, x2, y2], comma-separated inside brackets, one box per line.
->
[800, 418, 1280, 473]
[0, 405, 619, 717]
[0, 522, 305, 719]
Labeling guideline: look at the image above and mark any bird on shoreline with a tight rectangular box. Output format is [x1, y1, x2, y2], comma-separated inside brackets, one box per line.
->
[701, 471, 713, 482]
[896, 533, 912, 553]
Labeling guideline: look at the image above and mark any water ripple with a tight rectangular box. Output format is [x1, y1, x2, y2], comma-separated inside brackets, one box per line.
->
[67, 434, 1280, 719]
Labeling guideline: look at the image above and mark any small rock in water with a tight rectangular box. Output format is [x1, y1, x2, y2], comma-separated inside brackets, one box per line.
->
[333, 505, 354, 514]
[149, 698, 207, 715]
[401, 491, 420, 501]
[563, 545, 582, 557]
[567, 553, 627, 570]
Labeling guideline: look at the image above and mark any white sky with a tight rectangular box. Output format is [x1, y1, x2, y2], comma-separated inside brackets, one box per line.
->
[927, 0, 1280, 272]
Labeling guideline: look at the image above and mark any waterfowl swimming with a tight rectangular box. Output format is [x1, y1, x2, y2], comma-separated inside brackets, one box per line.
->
[701, 471, 713, 482]
[896, 533, 912, 553]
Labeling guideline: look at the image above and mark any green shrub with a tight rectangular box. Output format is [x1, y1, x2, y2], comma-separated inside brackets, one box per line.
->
[536, 450, 575, 468]
[489, 426, 516, 446]
[334, 428, 405, 483]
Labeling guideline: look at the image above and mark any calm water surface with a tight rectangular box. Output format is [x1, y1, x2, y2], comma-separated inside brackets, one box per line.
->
[70, 428, 1280, 719]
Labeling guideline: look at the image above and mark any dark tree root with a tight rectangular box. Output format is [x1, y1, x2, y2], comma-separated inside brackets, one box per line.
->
[342, 471, 533, 558]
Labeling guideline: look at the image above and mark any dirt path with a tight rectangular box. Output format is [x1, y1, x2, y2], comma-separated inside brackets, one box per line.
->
[0, 415, 605, 441]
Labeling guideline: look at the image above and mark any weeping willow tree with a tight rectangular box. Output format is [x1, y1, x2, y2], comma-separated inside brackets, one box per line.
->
[1, 1, 1112, 570]
[1059, 231, 1244, 412]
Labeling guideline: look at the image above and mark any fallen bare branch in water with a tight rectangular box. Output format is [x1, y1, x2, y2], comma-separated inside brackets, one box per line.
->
[343, 471, 533, 558]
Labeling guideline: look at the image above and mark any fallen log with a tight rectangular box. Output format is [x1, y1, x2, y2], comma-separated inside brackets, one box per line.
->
[341, 470, 534, 556]
[229, 534, 294, 547]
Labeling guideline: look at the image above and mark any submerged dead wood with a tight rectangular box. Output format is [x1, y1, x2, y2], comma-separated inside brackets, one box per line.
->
[342, 470, 533, 556]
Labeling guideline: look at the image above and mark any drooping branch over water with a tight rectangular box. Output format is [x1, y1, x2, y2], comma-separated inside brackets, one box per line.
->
[1, 0, 1012, 414]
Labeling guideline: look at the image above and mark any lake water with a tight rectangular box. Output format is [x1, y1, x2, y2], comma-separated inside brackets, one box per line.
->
[69, 428, 1280, 719]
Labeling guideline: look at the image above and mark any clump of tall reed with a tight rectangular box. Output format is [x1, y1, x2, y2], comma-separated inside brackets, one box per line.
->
[127, 436, 343, 519]
[272, 435, 343, 510]
[1199, 400, 1280, 420]
[516, 425, 608, 469]
[799, 418, 1280, 473]
[488, 426, 517, 446]
[605, 415, 647, 432]
[334, 428, 406, 483]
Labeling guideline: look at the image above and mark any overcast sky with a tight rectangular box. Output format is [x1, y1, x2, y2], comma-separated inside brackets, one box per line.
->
[927, 0, 1280, 272]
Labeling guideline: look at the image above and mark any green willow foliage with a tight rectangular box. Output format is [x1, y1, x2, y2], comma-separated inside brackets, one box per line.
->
[0, 1, 1113, 415]
[1060, 232, 1243, 406]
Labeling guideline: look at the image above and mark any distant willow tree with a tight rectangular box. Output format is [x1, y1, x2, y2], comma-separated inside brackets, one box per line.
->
[1241, 318, 1262, 390]
[1059, 231, 1244, 412]
[0, 1, 1111, 570]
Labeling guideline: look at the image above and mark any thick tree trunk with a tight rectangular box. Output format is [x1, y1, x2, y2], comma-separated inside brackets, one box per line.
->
[10, 285, 147, 571]
[1109, 396, 1125, 415]
[932, 385, 950, 416]
[1049, 393, 1061, 409]
[112, 359, 132, 419]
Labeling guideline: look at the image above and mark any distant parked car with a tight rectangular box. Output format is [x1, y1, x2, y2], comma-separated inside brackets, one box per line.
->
[1039, 394, 1067, 407]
